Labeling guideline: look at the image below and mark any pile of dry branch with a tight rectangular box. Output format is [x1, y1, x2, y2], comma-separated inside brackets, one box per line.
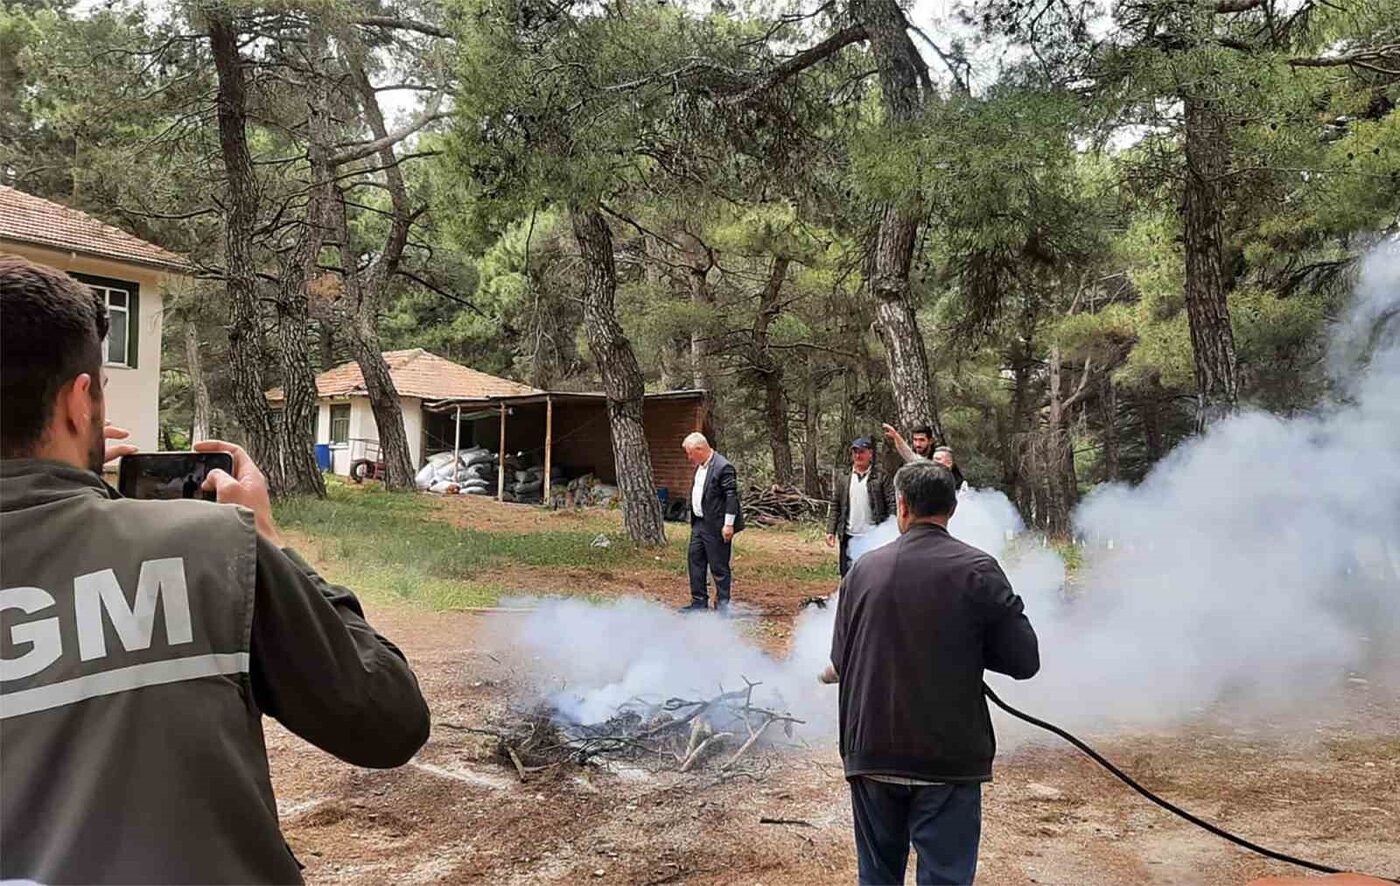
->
[470, 681, 802, 782]
[744, 484, 828, 525]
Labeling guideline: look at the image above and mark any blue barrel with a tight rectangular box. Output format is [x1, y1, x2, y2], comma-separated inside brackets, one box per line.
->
[314, 443, 332, 471]
[656, 487, 669, 504]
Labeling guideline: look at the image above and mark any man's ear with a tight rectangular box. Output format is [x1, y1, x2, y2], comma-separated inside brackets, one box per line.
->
[58, 373, 96, 431]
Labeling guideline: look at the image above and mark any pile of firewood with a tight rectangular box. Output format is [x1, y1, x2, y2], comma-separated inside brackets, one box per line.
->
[461, 680, 802, 782]
[744, 484, 829, 525]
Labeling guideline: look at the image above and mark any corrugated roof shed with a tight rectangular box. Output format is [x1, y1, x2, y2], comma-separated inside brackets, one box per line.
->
[0, 185, 190, 272]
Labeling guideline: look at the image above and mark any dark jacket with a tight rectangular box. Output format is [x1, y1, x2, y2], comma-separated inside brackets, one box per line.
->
[830, 522, 1039, 783]
[0, 460, 430, 884]
[691, 452, 744, 533]
[827, 464, 897, 537]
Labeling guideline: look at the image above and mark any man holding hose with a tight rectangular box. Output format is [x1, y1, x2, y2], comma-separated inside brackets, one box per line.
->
[821, 460, 1040, 885]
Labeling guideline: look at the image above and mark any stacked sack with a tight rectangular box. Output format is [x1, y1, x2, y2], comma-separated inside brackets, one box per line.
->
[509, 463, 565, 504]
[565, 473, 620, 508]
[415, 448, 498, 496]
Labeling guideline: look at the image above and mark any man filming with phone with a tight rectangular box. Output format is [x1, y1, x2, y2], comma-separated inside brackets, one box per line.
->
[0, 256, 431, 884]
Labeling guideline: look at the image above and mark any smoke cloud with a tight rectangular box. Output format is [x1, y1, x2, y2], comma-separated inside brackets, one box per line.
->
[503, 242, 1400, 737]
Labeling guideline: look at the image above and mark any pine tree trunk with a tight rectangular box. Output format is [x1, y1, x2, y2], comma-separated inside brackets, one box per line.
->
[319, 322, 336, 370]
[1141, 386, 1166, 463]
[682, 233, 714, 392]
[1182, 93, 1239, 431]
[336, 52, 423, 493]
[184, 319, 213, 442]
[571, 206, 666, 546]
[850, 0, 941, 438]
[1043, 345, 1078, 537]
[350, 332, 417, 490]
[752, 256, 794, 485]
[271, 20, 333, 499]
[1101, 376, 1119, 482]
[208, 9, 283, 491]
[801, 355, 822, 498]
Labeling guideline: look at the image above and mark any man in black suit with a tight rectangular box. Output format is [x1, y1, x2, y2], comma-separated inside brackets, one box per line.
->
[681, 432, 743, 612]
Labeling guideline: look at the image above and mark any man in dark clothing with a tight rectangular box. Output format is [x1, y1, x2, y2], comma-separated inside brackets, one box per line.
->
[681, 432, 744, 611]
[826, 437, 897, 576]
[822, 460, 1039, 885]
[932, 446, 968, 493]
[1, 256, 430, 884]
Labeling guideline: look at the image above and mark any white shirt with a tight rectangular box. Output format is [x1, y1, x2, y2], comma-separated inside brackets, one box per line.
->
[691, 456, 735, 526]
[846, 469, 873, 536]
[692, 458, 710, 518]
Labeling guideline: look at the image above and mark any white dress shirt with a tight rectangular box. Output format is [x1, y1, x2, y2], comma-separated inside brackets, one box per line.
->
[846, 469, 873, 536]
[691, 456, 735, 526]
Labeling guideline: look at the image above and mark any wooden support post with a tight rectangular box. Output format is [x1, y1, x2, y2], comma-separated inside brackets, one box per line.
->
[452, 404, 462, 483]
[543, 395, 554, 504]
[497, 402, 507, 501]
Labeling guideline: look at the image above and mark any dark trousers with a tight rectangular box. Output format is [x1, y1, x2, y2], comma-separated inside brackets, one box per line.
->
[839, 534, 853, 577]
[688, 519, 732, 606]
[849, 778, 982, 886]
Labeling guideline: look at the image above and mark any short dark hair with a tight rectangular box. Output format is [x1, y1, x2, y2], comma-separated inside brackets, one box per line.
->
[910, 424, 934, 438]
[894, 461, 958, 518]
[1, 255, 109, 457]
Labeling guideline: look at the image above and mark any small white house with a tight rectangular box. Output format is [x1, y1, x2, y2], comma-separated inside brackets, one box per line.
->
[268, 349, 540, 476]
[0, 185, 190, 453]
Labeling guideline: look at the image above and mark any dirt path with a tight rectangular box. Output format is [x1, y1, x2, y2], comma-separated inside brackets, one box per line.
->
[268, 599, 1400, 885]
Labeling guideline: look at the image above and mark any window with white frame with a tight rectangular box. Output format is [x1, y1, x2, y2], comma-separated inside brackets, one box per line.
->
[88, 283, 132, 366]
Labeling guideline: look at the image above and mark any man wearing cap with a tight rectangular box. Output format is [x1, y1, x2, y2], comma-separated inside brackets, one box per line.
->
[826, 438, 897, 577]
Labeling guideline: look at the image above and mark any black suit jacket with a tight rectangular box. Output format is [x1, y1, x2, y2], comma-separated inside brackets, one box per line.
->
[691, 453, 744, 533]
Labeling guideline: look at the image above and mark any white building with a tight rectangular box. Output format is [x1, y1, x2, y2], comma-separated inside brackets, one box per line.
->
[268, 349, 540, 476]
[0, 185, 190, 453]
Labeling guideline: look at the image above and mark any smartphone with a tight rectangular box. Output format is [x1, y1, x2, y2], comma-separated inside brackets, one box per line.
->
[117, 452, 234, 502]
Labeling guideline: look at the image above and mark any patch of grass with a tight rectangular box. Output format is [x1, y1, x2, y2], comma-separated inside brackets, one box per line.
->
[275, 485, 838, 608]
[276, 486, 654, 610]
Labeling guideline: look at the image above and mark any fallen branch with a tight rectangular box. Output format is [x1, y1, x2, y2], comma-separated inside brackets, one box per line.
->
[759, 817, 815, 827]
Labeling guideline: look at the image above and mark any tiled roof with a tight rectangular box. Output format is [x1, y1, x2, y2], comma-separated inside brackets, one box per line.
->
[267, 349, 541, 402]
[0, 185, 190, 272]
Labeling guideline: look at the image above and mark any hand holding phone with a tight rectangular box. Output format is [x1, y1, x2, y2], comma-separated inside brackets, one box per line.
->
[118, 452, 234, 502]
[195, 440, 283, 547]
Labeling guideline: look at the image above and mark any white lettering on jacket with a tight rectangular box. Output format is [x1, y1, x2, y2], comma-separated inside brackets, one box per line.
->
[1, 558, 193, 681]
[0, 587, 62, 681]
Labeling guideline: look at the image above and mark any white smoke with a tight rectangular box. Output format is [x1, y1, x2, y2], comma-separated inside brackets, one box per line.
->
[503, 242, 1400, 736]
[1004, 242, 1400, 726]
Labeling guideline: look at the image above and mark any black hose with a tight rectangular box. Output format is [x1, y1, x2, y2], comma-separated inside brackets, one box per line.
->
[982, 682, 1400, 883]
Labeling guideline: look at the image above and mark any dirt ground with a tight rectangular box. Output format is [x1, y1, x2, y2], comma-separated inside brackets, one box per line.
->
[269, 505, 1400, 885]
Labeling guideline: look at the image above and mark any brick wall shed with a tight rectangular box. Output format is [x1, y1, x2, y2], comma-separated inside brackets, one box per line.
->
[439, 391, 713, 498]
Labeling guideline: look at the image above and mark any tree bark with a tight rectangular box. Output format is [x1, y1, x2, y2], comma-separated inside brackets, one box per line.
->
[800, 352, 822, 498]
[208, 8, 283, 491]
[184, 319, 213, 442]
[751, 256, 794, 485]
[849, 0, 941, 438]
[571, 206, 666, 546]
[680, 232, 714, 392]
[1101, 376, 1119, 482]
[1042, 345, 1079, 536]
[270, 20, 334, 498]
[335, 47, 421, 491]
[1182, 92, 1239, 431]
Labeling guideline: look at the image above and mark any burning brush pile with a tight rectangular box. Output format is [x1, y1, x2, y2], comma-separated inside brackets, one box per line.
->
[477, 680, 804, 780]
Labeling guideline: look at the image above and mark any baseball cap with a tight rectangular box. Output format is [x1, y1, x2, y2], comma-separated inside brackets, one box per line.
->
[850, 437, 872, 450]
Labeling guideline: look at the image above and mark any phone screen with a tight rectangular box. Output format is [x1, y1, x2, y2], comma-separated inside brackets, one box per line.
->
[118, 453, 233, 501]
